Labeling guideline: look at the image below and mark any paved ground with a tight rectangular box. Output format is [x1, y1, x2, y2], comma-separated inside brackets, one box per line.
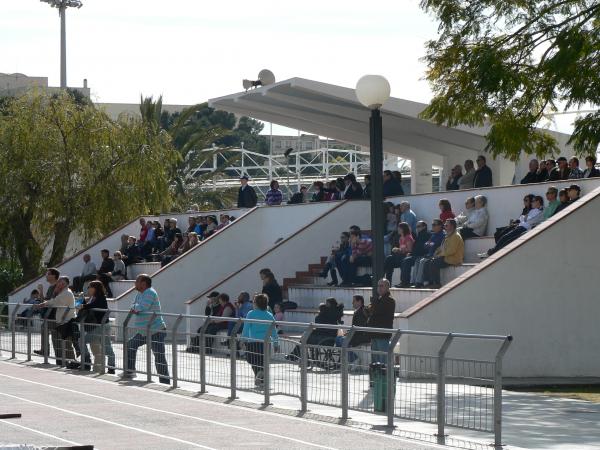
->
[0, 360, 449, 450]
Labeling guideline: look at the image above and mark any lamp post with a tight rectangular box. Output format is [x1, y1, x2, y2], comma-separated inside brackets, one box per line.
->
[41, 0, 83, 89]
[356, 75, 391, 300]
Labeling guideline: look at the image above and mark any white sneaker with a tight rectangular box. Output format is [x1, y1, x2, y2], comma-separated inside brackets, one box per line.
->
[255, 370, 264, 386]
[477, 252, 489, 259]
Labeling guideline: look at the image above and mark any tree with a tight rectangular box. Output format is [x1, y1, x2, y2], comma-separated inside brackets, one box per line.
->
[419, 0, 600, 159]
[0, 91, 178, 281]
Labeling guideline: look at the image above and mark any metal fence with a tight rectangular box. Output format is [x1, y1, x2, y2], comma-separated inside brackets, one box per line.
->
[0, 302, 512, 447]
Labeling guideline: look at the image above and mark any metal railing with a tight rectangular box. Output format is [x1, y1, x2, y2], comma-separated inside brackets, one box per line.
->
[0, 302, 512, 448]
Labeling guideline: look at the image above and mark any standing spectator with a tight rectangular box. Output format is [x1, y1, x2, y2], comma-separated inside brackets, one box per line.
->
[479, 196, 544, 257]
[398, 221, 431, 287]
[366, 279, 396, 364]
[261, 270, 282, 312]
[335, 295, 370, 363]
[423, 219, 464, 288]
[473, 155, 493, 187]
[288, 186, 307, 204]
[392, 171, 404, 192]
[583, 156, 600, 178]
[549, 157, 570, 181]
[339, 230, 373, 286]
[123, 274, 170, 384]
[445, 165, 462, 191]
[265, 180, 283, 206]
[544, 187, 560, 219]
[96, 249, 115, 298]
[319, 231, 351, 286]
[521, 159, 542, 184]
[311, 181, 326, 202]
[399, 201, 417, 234]
[33, 268, 60, 357]
[458, 195, 489, 239]
[568, 157, 584, 179]
[438, 199, 456, 222]
[363, 174, 372, 199]
[342, 173, 364, 200]
[110, 251, 127, 281]
[383, 222, 414, 282]
[237, 175, 258, 208]
[459, 160, 476, 189]
[383, 170, 404, 197]
[241, 294, 278, 387]
[72, 254, 97, 293]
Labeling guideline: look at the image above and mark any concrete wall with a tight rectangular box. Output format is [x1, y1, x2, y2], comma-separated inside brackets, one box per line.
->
[400, 187, 600, 378]
[109, 202, 336, 315]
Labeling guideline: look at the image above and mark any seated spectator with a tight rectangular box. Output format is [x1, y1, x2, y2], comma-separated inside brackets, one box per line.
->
[446, 165, 462, 191]
[205, 216, 218, 236]
[438, 199, 456, 222]
[236, 292, 253, 319]
[186, 216, 196, 233]
[159, 233, 183, 267]
[72, 253, 97, 293]
[319, 231, 351, 286]
[122, 236, 143, 266]
[385, 202, 398, 233]
[549, 157, 570, 180]
[152, 220, 164, 241]
[568, 157, 584, 179]
[455, 197, 475, 229]
[383, 170, 404, 197]
[96, 249, 114, 297]
[241, 294, 278, 386]
[265, 180, 283, 206]
[204, 293, 235, 354]
[17, 289, 42, 322]
[458, 160, 476, 189]
[273, 303, 284, 321]
[325, 180, 341, 201]
[583, 156, 600, 178]
[260, 269, 282, 312]
[311, 181, 326, 202]
[178, 232, 199, 255]
[399, 201, 417, 234]
[537, 160, 548, 182]
[473, 155, 493, 188]
[552, 188, 570, 216]
[567, 184, 581, 203]
[119, 233, 129, 254]
[458, 195, 489, 239]
[363, 175, 372, 199]
[423, 219, 464, 288]
[479, 196, 544, 258]
[392, 171, 404, 190]
[216, 214, 230, 231]
[521, 159, 542, 184]
[339, 230, 373, 287]
[494, 194, 534, 243]
[411, 219, 445, 288]
[110, 251, 127, 281]
[192, 216, 204, 239]
[545, 159, 556, 178]
[288, 186, 308, 204]
[544, 187, 560, 219]
[343, 173, 364, 200]
[138, 218, 149, 242]
[397, 220, 431, 288]
[140, 221, 156, 258]
[383, 222, 414, 283]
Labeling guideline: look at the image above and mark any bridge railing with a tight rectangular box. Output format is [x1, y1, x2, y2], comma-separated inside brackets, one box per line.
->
[0, 303, 511, 448]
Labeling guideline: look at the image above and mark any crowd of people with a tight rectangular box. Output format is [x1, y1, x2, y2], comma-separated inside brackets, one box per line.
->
[518, 156, 600, 184]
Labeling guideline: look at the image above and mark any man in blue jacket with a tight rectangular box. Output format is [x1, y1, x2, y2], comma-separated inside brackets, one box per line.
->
[410, 219, 445, 288]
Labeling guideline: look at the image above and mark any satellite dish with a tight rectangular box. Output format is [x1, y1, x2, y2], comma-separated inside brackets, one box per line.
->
[242, 69, 276, 91]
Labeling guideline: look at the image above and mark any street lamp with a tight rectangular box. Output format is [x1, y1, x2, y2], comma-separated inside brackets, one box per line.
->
[40, 0, 83, 89]
[356, 75, 390, 299]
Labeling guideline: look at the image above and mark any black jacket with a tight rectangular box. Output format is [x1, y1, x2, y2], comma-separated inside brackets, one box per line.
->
[473, 165, 493, 187]
[315, 306, 343, 337]
[287, 192, 304, 204]
[344, 182, 364, 200]
[366, 293, 396, 339]
[520, 171, 541, 184]
[238, 185, 258, 208]
[584, 168, 600, 178]
[445, 176, 460, 191]
[349, 306, 370, 346]
[80, 295, 109, 325]
[412, 230, 431, 257]
[383, 178, 404, 197]
[262, 280, 282, 310]
[98, 257, 115, 275]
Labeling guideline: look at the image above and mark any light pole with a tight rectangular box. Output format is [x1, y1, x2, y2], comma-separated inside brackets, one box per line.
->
[356, 75, 391, 300]
[40, 0, 83, 89]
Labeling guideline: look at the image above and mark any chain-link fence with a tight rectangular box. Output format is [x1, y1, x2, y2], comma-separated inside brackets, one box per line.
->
[0, 302, 511, 447]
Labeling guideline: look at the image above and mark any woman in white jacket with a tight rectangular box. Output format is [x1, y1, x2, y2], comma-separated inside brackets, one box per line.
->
[459, 195, 489, 239]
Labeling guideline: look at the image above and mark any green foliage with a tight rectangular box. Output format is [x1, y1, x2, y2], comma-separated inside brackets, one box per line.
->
[0, 90, 179, 280]
[0, 259, 22, 303]
[419, 0, 600, 159]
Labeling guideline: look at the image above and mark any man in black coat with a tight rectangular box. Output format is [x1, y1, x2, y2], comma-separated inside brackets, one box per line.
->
[343, 173, 364, 200]
[473, 155, 493, 188]
[383, 170, 404, 197]
[366, 279, 396, 364]
[520, 159, 542, 184]
[237, 175, 258, 208]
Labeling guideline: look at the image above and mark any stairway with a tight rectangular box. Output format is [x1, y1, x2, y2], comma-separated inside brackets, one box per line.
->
[107, 262, 162, 298]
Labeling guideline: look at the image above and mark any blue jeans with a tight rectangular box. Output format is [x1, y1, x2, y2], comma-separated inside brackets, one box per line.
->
[335, 336, 358, 363]
[127, 331, 170, 382]
[371, 338, 390, 364]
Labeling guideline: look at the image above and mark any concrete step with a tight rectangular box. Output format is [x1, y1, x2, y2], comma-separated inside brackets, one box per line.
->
[286, 286, 435, 313]
[128, 262, 161, 279]
[109, 280, 135, 298]
[440, 263, 477, 285]
[464, 237, 495, 263]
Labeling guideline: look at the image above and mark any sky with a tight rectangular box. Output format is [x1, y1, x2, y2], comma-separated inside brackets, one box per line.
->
[0, 0, 575, 135]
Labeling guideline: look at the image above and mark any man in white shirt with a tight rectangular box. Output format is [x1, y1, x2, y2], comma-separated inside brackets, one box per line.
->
[73, 254, 97, 293]
[35, 276, 78, 365]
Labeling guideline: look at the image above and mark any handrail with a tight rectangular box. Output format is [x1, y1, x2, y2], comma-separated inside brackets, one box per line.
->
[185, 200, 350, 305]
